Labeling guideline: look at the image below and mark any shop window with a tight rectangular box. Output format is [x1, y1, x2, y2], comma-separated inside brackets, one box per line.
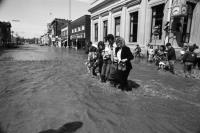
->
[151, 4, 164, 41]
[103, 20, 108, 42]
[129, 11, 138, 42]
[94, 23, 98, 42]
[115, 17, 121, 37]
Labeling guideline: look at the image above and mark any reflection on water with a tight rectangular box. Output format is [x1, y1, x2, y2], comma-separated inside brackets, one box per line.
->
[0, 45, 200, 133]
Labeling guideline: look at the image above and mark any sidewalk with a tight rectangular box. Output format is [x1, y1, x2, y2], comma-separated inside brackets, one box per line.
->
[131, 57, 200, 80]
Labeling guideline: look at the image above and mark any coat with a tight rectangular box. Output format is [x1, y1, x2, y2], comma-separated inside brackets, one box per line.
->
[116, 46, 134, 70]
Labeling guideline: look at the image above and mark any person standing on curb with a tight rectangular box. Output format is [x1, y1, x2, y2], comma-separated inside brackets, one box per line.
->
[193, 44, 200, 70]
[166, 43, 176, 74]
[182, 46, 197, 78]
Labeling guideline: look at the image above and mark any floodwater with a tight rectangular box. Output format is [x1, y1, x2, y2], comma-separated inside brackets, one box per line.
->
[0, 44, 200, 133]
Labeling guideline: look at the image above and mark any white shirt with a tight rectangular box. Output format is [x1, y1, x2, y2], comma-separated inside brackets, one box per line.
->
[117, 48, 122, 62]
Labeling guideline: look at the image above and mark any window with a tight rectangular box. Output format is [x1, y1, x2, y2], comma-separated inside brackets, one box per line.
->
[151, 4, 164, 41]
[94, 23, 98, 42]
[103, 20, 108, 42]
[72, 29, 74, 33]
[82, 25, 85, 30]
[78, 27, 81, 31]
[181, 2, 195, 43]
[129, 12, 138, 42]
[115, 17, 121, 37]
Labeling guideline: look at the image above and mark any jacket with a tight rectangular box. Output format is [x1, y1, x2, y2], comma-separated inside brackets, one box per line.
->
[182, 51, 197, 63]
[167, 47, 176, 60]
[116, 46, 134, 69]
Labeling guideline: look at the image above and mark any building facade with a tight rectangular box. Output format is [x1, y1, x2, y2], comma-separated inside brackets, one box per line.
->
[48, 18, 70, 47]
[61, 21, 71, 47]
[89, 0, 200, 50]
[70, 15, 91, 49]
[0, 21, 11, 47]
[40, 34, 50, 45]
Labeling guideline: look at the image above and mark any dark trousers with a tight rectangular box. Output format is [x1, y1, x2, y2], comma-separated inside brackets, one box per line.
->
[118, 69, 131, 89]
[101, 60, 111, 81]
[195, 57, 200, 69]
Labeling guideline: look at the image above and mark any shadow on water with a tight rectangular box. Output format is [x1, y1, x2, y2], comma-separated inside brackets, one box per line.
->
[0, 123, 6, 133]
[0, 0, 4, 5]
[39, 121, 83, 133]
[126, 80, 140, 91]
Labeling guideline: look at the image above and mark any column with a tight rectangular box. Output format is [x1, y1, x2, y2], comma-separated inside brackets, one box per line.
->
[121, 6, 127, 39]
[91, 19, 94, 42]
[98, 15, 102, 42]
[108, 11, 112, 34]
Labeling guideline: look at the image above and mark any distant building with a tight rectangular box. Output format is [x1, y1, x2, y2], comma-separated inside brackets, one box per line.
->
[70, 15, 91, 49]
[48, 18, 71, 47]
[40, 34, 50, 45]
[61, 21, 71, 47]
[0, 21, 11, 47]
[89, 0, 200, 50]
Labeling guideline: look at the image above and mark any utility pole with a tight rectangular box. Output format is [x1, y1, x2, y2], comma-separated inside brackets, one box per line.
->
[69, 0, 71, 20]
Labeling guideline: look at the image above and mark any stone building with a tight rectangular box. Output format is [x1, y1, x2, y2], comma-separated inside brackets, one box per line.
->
[89, 0, 200, 50]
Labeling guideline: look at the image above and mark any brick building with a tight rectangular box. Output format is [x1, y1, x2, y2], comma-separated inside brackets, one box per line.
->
[70, 15, 91, 49]
[48, 18, 70, 47]
[61, 21, 71, 47]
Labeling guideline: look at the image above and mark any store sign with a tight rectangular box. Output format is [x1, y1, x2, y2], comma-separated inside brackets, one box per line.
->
[171, 0, 187, 17]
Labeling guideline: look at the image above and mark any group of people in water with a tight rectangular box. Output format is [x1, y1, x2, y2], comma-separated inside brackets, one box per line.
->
[85, 34, 200, 90]
[85, 34, 134, 91]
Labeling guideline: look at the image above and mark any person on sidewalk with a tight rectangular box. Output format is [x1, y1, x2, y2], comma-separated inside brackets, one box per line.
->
[193, 44, 200, 70]
[115, 37, 134, 91]
[134, 44, 141, 57]
[147, 45, 154, 62]
[182, 46, 197, 78]
[166, 43, 176, 74]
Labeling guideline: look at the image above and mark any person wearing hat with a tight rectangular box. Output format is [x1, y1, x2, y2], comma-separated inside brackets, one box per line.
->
[166, 43, 176, 74]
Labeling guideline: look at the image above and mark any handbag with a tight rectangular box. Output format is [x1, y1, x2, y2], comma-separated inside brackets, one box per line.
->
[118, 62, 127, 71]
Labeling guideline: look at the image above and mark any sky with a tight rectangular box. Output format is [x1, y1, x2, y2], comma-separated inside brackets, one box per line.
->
[0, 0, 93, 38]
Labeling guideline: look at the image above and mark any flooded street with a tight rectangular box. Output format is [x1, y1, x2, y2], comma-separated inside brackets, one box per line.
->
[0, 44, 200, 133]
